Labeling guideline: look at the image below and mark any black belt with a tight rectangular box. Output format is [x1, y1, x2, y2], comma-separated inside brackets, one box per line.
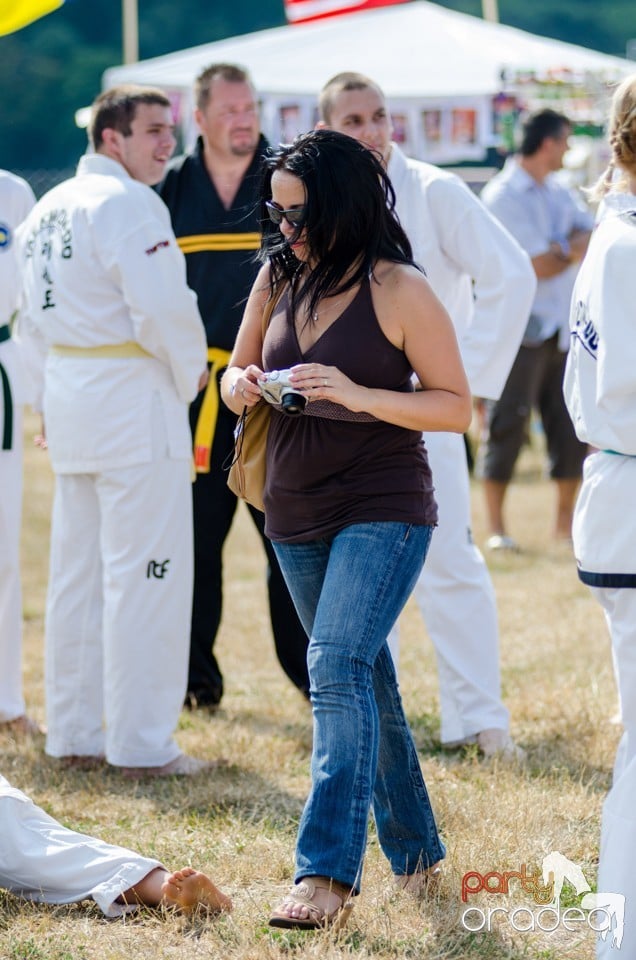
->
[0, 324, 13, 449]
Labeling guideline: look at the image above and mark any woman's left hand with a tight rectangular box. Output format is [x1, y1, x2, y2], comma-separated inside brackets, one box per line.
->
[288, 363, 364, 412]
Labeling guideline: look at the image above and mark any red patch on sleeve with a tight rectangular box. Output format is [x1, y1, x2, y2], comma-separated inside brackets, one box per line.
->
[145, 239, 170, 255]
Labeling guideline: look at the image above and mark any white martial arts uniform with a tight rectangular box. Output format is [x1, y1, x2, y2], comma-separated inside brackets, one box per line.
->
[17, 154, 207, 767]
[0, 774, 161, 916]
[0, 170, 35, 724]
[563, 191, 636, 960]
[386, 144, 537, 743]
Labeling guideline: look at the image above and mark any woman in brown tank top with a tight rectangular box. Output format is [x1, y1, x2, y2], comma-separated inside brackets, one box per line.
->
[222, 130, 470, 930]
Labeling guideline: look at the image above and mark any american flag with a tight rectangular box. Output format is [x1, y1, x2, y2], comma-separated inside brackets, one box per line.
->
[284, 0, 409, 25]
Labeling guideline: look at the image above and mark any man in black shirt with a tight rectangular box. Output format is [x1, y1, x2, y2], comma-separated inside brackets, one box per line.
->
[160, 63, 309, 709]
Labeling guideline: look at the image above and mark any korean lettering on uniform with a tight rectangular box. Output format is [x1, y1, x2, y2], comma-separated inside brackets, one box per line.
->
[24, 209, 72, 312]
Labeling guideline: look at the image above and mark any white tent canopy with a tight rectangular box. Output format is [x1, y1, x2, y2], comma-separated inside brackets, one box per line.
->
[104, 1, 633, 164]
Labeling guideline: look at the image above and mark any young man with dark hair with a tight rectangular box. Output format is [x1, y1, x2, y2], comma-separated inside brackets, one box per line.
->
[89, 85, 173, 148]
[17, 85, 209, 777]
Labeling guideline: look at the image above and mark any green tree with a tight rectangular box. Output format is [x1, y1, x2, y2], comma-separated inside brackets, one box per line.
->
[0, 0, 285, 172]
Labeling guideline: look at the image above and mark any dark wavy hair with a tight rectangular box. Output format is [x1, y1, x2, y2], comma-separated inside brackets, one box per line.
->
[519, 108, 570, 157]
[259, 129, 417, 323]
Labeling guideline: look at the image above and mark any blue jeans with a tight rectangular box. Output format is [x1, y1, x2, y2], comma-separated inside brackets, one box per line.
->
[273, 522, 446, 891]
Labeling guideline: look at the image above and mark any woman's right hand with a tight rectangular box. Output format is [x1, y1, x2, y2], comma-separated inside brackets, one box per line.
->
[220, 263, 276, 414]
[228, 364, 264, 409]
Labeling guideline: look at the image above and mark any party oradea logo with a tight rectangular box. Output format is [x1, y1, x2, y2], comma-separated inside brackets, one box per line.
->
[460, 851, 624, 950]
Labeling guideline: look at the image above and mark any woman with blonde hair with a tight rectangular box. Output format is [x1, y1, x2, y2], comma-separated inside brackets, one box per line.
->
[563, 73, 636, 958]
[222, 129, 471, 929]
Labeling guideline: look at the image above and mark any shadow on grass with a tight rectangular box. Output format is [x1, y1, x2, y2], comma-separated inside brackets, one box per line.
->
[217, 705, 314, 753]
[265, 907, 542, 959]
[2, 746, 305, 837]
[522, 734, 613, 795]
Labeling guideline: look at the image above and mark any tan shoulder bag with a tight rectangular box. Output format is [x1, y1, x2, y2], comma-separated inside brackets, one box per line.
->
[226, 285, 286, 512]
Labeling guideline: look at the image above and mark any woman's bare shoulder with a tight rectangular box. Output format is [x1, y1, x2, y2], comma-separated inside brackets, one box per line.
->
[246, 262, 277, 310]
[372, 260, 432, 300]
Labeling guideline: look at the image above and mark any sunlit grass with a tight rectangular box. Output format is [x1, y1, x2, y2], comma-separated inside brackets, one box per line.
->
[2, 413, 613, 960]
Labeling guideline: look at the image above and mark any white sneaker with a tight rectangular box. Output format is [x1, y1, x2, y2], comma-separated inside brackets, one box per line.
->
[118, 753, 216, 778]
[485, 534, 520, 553]
[443, 729, 525, 762]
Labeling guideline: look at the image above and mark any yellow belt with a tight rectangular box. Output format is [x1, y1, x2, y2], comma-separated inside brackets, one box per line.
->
[193, 346, 232, 473]
[50, 340, 206, 484]
[50, 341, 151, 359]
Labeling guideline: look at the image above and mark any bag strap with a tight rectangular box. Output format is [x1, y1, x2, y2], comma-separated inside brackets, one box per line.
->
[224, 280, 288, 473]
[261, 280, 288, 340]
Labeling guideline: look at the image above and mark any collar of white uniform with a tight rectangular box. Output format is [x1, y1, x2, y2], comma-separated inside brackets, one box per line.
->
[76, 153, 132, 181]
[386, 142, 405, 182]
[602, 190, 636, 215]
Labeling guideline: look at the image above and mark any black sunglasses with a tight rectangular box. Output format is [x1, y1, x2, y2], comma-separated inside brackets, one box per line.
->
[265, 200, 306, 228]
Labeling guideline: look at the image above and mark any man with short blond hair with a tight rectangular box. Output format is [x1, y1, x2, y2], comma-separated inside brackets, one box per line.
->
[160, 63, 309, 711]
[318, 71, 536, 757]
[193, 62, 251, 112]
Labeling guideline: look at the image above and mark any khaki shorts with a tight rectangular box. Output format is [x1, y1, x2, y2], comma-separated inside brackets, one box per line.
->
[478, 335, 587, 483]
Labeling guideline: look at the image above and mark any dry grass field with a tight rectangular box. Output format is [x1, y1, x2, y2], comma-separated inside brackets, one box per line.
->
[1, 414, 617, 960]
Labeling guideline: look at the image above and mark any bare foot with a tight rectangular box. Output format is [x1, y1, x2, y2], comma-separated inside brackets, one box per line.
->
[0, 715, 46, 737]
[161, 867, 232, 914]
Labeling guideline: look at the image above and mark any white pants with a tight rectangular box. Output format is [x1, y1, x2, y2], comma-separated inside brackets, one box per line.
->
[0, 775, 161, 917]
[388, 431, 508, 744]
[45, 411, 193, 767]
[591, 587, 636, 960]
[0, 399, 26, 724]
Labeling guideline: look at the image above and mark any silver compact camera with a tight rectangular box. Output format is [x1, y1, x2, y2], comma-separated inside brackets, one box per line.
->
[259, 369, 307, 416]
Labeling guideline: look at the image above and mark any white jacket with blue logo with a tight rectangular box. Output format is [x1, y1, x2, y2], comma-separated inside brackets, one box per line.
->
[564, 191, 636, 585]
[0, 170, 36, 408]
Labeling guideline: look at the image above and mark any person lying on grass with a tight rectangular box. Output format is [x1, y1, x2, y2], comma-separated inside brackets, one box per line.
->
[0, 774, 232, 917]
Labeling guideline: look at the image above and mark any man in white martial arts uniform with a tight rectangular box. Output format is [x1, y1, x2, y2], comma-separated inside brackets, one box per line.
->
[0, 168, 41, 737]
[0, 774, 232, 915]
[16, 86, 208, 776]
[563, 74, 636, 957]
[318, 73, 536, 756]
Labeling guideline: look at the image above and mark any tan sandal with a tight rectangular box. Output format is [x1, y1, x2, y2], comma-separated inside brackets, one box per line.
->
[269, 876, 354, 930]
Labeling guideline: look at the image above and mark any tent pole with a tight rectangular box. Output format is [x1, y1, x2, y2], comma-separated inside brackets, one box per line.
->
[122, 0, 139, 63]
[482, 0, 499, 22]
